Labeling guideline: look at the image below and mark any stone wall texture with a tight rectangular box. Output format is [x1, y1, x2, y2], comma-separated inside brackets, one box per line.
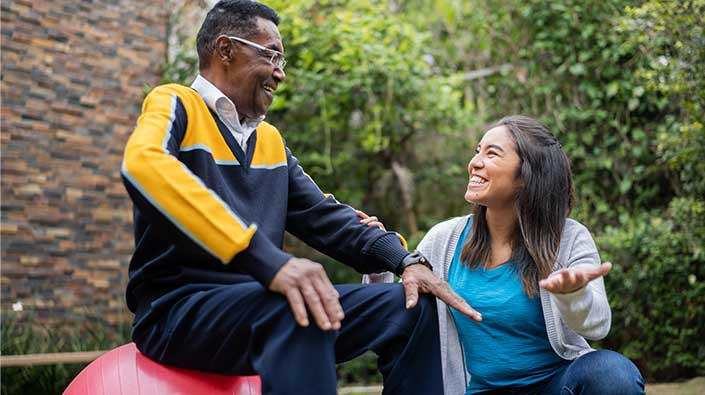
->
[1, 0, 169, 324]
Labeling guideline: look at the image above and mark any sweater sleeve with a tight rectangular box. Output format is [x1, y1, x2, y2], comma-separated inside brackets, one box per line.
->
[284, 147, 409, 274]
[362, 219, 449, 284]
[549, 224, 612, 340]
[121, 86, 290, 286]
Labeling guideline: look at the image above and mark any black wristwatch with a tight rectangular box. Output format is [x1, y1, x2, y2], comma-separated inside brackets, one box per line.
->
[396, 250, 433, 275]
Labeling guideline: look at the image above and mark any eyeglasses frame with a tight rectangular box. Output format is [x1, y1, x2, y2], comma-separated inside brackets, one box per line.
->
[222, 35, 287, 70]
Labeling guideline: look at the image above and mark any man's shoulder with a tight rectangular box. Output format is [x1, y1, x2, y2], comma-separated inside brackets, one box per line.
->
[257, 120, 281, 135]
[146, 84, 204, 109]
[148, 83, 194, 96]
[256, 121, 285, 145]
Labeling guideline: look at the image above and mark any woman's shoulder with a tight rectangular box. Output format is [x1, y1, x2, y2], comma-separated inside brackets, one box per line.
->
[563, 218, 592, 238]
[427, 215, 470, 236]
[560, 218, 598, 257]
[418, 215, 469, 246]
[417, 215, 469, 259]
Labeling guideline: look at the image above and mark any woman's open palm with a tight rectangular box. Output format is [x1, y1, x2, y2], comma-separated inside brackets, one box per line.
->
[539, 262, 612, 294]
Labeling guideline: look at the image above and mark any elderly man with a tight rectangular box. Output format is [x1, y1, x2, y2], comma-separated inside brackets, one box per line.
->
[121, 1, 479, 394]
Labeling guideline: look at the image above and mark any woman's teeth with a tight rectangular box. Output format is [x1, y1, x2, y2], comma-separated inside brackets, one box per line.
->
[470, 175, 487, 184]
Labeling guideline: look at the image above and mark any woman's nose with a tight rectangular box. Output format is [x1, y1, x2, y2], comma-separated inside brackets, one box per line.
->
[469, 154, 482, 171]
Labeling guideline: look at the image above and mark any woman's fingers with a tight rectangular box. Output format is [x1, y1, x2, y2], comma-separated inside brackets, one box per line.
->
[540, 262, 613, 293]
[356, 210, 386, 230]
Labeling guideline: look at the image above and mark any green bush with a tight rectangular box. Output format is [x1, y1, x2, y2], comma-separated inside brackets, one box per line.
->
[1, 313, 130, 395]
[596, 198, 705, 380]
[266, 0, 476, 234]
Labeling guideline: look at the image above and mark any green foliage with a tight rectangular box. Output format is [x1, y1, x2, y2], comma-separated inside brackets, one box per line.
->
[161, 42, 199, 86]
[474, 0, 671, 227]
[593, 5, 705, 379]
[620, 0, 705, 199]
[596, 198, 705, 380]
[337, 351, 382, 386]
[266, 0, 476, 232]
[1, 313, 130, 395]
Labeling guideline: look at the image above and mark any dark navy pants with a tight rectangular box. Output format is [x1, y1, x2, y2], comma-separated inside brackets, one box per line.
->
[476, 350, 645, 395]
[132, 282, 443, 395]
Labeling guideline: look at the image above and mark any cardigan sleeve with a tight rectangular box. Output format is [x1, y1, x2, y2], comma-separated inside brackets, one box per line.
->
[549, 223, 612, 340]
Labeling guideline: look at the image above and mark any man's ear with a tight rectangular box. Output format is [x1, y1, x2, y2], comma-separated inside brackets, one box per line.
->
[215, 36, 233, 64]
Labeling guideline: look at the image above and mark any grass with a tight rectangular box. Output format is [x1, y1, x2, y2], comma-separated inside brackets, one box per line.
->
[337, 378, 705, 395]
[645, 377, 705, 395]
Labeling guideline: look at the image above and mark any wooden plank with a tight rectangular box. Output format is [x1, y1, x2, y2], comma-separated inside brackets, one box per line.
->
[0, 350, 106, 367]
[462, 63, 513, 80]
[338, 385, 383, 395]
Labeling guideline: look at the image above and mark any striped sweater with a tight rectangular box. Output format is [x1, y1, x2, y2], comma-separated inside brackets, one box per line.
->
[121, 84, 408, 313]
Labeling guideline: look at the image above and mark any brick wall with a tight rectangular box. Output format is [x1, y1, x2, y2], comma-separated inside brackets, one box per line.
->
[1, 0, 169, 324]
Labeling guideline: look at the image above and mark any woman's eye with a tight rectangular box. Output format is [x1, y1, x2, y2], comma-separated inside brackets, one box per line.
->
[487, 151, 497, 156]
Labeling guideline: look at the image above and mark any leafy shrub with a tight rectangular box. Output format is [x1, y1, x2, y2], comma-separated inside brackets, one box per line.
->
[596, 198, 705, 380]
[1, 313, 130, 395]
[266, 0, 476, 234]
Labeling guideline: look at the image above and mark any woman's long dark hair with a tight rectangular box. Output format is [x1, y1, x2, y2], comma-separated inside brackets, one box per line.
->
[460, 115, 574, 297]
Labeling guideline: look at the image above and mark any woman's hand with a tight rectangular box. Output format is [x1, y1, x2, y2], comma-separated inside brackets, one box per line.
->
[356, 210, 386, 231]
[539, 262, 612, 294]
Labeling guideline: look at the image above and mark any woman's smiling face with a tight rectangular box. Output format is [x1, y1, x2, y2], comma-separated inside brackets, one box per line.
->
[465, 125, 522, 208]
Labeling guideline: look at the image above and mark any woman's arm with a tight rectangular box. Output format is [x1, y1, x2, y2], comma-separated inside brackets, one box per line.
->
[541, 223, 612, 340]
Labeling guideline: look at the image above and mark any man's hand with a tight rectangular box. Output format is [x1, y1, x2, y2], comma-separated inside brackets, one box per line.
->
[269, 258, 344, 330]
[402, 264, 482, 322]
[539, 262, 612, 294]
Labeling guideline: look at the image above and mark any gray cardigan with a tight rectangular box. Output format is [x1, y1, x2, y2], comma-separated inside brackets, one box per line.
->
[364, 216, 611, 395]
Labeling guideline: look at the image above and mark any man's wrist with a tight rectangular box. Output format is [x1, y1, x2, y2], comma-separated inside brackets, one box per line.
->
[363, 233, 411, 273]
[395, 250, 432, 276]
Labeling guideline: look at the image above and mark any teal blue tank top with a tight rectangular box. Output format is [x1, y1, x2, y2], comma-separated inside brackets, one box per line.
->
[448, 217, 567, 394]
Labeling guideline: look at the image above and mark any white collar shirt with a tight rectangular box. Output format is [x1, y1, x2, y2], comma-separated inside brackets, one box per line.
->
[190, 74, 264, 151]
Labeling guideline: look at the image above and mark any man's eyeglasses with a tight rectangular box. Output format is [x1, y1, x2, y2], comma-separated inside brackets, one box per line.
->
[224, 35, 287, 70]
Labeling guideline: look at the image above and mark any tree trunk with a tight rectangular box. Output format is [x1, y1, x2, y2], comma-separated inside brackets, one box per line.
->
[391, 161, 418, 235]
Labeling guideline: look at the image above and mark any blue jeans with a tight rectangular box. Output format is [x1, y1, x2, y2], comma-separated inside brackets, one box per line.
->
[476, 350, 645, 395]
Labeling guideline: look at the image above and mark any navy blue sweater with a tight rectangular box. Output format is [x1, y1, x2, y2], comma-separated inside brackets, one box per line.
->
[121, 84, 408, 313]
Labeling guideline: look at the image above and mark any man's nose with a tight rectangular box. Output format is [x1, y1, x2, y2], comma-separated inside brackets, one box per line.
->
[273, 67, 285, 83]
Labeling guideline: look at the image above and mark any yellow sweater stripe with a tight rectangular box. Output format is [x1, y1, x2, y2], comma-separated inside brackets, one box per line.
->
[251, 123, 288, 167]
[163, 84, 286, 167]
[121, 87, 256, 263]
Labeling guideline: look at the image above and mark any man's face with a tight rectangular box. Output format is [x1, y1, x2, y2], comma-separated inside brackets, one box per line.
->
[226, 17, 285, 119]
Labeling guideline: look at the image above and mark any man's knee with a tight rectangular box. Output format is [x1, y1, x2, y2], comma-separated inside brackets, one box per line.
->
[381, 285, 438, 330]
[367, 284, 437, 316]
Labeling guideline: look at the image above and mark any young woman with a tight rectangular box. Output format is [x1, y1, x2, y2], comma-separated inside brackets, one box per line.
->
[362, 115, 644, 395]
